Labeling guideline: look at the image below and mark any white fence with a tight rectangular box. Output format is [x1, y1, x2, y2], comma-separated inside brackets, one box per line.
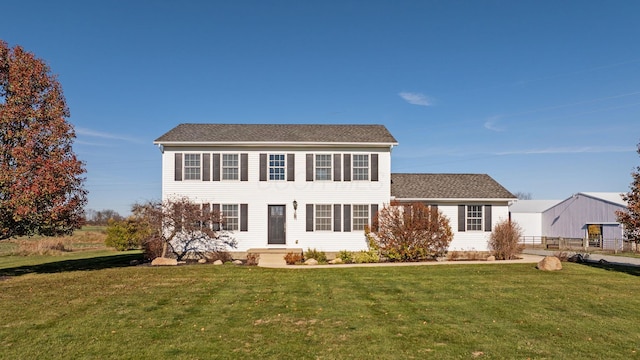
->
[519, 236, 636, 252]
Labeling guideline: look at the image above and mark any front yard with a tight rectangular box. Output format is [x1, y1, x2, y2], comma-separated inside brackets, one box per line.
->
[1, 251, 639, 359]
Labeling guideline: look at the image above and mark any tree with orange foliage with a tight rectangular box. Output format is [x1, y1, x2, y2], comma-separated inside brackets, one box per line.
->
[0, 41, 86, 240]
[616, 142, 640, 245]
[373, 201, 453, 261]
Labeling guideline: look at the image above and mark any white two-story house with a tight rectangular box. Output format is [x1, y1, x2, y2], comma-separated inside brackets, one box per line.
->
[154, 123, 517, 254]
[154, 123, 397, 253]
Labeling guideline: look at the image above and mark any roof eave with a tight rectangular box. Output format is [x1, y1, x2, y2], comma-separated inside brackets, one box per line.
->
[153, 140, 399, 148]
[391, 197, 517, 202]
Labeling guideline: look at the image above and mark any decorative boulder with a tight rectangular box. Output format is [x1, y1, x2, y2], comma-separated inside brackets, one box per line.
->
[329, 258, 343, 264]
[151, 257, 178, 266]
[304, 258, 319, 266]
[486, 255, 496, 261]
[537, 256, 562, 271]
[233, 260, 243, 265]
[198, 258, 207, 264]
[213, 260, 224, 265]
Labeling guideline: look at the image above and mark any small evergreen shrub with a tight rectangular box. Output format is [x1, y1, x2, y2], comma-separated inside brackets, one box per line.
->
[353, 250, 379, 263]
[105, 218, 148, 251]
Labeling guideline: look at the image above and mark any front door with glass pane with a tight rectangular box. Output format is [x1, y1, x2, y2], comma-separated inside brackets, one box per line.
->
[268, 205, 286, 245]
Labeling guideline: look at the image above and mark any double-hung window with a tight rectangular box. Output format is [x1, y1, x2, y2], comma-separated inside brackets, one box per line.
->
[269, 154, 285, 180]
[315, 204, 332, 231]
[352, 204, 369, 231]
[466, 205, 483, 231]
[315, 154, 332, 180]
[222, 204, 239, 231]
[352, 154, 369, 181]
[222, 154, 239, 180]
[184, 154, 201, 180]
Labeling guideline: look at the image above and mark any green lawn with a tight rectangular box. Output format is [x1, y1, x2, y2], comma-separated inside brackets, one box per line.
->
[1, 253, 639, 359]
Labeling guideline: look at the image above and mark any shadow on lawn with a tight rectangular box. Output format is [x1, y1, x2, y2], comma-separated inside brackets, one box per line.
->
[580, 260, 640, 277]
[0, 252, 144, 278]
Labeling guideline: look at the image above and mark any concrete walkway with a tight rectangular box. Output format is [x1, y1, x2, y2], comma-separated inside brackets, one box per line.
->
[524, 249, 640, 267]
[259, 254, 545, 269]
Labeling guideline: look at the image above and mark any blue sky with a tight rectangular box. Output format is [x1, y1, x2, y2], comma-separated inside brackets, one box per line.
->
[2, 0, 639, 215]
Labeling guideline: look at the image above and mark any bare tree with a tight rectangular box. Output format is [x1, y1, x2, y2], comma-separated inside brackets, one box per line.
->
[132, 197, 237, 260]
[513, 192, 532, 200]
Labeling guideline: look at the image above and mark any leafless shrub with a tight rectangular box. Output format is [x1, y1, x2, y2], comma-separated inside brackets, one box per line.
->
[489, 220, 524, 260]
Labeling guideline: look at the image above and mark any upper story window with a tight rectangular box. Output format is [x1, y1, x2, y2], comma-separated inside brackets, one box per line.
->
[315, 204, 332, 231]
[352, 204, 369, 231]
[222, 154, 239, 180]
[184, 154, 201, 180]
[269, 154, 286, 180]
[352, 154, 369, 181]
[315, 154, 332, 181]
[466, 205, 483, 231]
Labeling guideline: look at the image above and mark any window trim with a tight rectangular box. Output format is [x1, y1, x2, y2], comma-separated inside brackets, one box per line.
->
[183, 153, 201, 180]
[352, 154, 370, 181]
[269, 154, 286, 181]
[466, 205, 483, 231]
[314, 154, 332, 181]
[221, 153, 240, 181]
[314, 204, 332, 231]
[352, 204, 369, 231]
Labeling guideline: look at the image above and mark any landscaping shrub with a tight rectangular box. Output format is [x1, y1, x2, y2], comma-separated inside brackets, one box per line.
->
[141, 235, 164, 261]
[353, 250, 379, 263]
[489, 220, 524, 260]
[105, 218, 148, 251]
[373, 202, 453, 262]
[304, 248, 327, 264]
[284, 252, 303, 265]
[245, 253, 259, 266]
[337, 250, 354, 264]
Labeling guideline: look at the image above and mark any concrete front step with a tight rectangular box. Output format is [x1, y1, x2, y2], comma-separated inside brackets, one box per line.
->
[247, 248, 302, 267]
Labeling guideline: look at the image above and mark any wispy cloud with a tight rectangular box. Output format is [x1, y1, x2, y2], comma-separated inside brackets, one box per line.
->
[484, 116, 506, 132]
[75, 127, 144, 144]
[494, 146, 635, 156]
[398, 92, 433, 106]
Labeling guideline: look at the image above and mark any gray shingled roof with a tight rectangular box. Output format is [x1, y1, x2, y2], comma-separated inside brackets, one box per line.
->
[391, 173, 516, 199]
[154, 123, 398, 144]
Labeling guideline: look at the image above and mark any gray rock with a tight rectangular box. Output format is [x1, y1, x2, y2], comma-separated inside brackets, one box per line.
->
[232, 260, 243, 265]
[213, 260, 224, 265]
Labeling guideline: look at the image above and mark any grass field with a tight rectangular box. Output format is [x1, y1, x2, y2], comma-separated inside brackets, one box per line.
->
[1, 249, 639, 359]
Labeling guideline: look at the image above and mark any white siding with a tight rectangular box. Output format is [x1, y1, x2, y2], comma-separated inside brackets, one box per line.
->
[161, 145, 391, 252]
[440, 202, 510, 252]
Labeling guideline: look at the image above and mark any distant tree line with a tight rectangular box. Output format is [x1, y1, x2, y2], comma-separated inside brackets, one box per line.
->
[85, 209, 123, 225]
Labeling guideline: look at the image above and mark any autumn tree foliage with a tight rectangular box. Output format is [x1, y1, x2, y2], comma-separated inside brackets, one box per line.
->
[131, 197, 237, 260]
[0, 41, 86, 240]
[616, 142, 640, 245]
[488, 219, 524, 260]
[373, 201, 453, 261]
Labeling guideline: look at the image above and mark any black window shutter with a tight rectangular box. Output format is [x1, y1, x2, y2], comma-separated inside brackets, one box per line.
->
[212, 153, 220, 181]
[202, 153, 211, 181]
[333, 154, 341, 181]
[306, 154, 313, 181]
[343, 204, 351, 232]
[174, 153, 182, 181]
[212, 204, 221, 231]
[485, 205, 492, 232]
[259, 153, 267, 181]
[241, 153, 248, 181]
[371, 204, 379, 232]
[287, 153, 295, 181]
[458, 205, 466, 232]
[343, 154, 351, 181]
[334, 204, 341, 232]
[240, 204, 248, 231]
[306, 204, 314, 232]
[371, 154, 379, 182]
